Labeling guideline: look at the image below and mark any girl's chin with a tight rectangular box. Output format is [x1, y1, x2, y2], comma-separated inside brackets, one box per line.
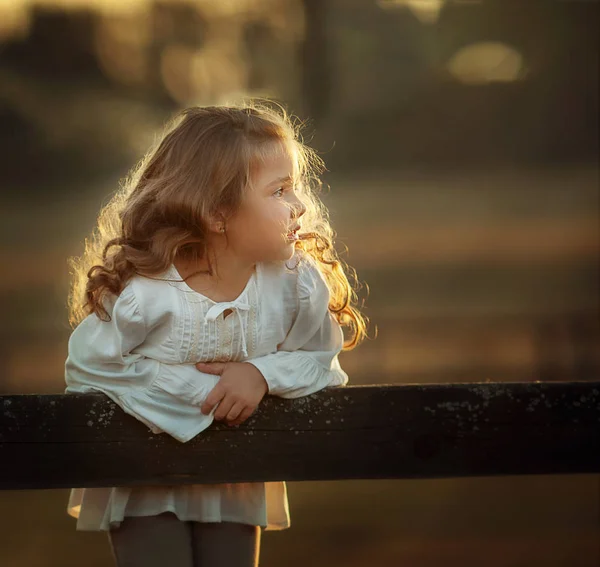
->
[282, 241, 298, 259]
[257, 242, 297, 263]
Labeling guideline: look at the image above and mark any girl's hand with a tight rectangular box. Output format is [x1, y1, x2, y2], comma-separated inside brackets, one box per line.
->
[195, 361, 268, 426]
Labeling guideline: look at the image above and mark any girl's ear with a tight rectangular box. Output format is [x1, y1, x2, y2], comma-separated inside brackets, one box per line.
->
[206, 212, 227, 235]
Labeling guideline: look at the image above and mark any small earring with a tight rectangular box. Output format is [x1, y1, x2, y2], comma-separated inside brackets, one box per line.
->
[220, 225, 225, 233]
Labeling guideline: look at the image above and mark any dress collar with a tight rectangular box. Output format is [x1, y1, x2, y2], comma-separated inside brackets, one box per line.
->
[166, 263, 257, 305]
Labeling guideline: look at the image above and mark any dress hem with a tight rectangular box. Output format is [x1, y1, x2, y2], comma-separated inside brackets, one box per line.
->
[68, 504, 290, 532]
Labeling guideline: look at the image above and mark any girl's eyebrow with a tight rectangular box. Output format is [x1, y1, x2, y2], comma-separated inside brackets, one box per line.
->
[267, 175, 293, 187]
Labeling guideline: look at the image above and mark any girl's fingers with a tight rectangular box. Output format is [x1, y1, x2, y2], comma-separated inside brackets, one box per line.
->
[225, 402, 245, 423]
[196, 362, 226, 375]
[213, 397, 235, 421]
[200, 383, 225, 415]
[229, 406, 254, 427]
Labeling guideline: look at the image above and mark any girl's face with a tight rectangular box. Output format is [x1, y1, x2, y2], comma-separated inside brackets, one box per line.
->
[225, 146, 306, 264]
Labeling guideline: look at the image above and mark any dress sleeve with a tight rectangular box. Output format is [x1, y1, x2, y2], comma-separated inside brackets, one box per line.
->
[246, 257, 349, 398]
[65, 284, 219, 442]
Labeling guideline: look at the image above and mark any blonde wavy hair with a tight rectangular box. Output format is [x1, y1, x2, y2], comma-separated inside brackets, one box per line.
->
[67, 101, 368, 350]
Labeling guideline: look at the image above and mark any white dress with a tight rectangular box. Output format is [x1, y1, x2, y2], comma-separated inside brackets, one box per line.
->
[64, 250, 348, 531]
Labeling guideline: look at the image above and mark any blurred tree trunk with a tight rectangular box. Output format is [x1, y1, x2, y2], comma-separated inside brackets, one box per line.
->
[300, 0, 331, 126]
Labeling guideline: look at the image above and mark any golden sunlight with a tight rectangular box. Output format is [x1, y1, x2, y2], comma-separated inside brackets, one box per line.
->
[0, 1, 30, 41]
[377, 0, 446, 24]
[447, 42, 525, 84]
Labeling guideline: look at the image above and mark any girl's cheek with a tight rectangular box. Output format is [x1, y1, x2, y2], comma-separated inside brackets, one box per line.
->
[263, 207, 287, 227]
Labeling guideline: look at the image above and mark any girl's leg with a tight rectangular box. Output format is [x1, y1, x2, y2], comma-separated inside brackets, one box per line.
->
[108, 512, 194, 567]
[191, 521, 261, 567]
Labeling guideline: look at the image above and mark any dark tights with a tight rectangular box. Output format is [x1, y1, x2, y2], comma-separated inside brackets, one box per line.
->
[108, 512, 261, 567]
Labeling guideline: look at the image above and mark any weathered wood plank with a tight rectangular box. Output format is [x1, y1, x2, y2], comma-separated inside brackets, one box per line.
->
[1, 381, 599, 489]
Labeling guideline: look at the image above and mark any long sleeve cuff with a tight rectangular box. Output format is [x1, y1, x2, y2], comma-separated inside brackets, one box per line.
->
[247, 351, 348, 399]
[119, 364, 222, 442]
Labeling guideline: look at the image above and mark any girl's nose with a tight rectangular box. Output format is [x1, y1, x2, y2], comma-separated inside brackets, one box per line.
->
[291, 198, 306, 219]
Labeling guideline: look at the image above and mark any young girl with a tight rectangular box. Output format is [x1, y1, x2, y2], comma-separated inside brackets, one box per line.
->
[64, 101, 367, 567]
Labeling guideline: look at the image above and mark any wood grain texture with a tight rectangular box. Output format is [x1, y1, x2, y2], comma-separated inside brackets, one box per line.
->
[1, 382, 599, 489]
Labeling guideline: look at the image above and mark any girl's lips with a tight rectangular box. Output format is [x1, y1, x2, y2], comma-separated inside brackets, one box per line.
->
[286, 225, 301, 240]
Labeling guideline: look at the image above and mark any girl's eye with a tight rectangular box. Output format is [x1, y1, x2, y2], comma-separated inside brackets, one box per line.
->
[274, 187, 285, 197]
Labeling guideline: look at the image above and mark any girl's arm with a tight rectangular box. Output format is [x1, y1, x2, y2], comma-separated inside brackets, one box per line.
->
[245, 257, 349, 399]
[65, 283, 219, 442]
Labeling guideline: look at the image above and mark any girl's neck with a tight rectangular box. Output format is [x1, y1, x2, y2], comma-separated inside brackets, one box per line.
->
[173, 251, 256, 302]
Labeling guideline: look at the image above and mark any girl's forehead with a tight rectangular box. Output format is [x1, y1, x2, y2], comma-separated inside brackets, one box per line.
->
[250, 143, 298, 188]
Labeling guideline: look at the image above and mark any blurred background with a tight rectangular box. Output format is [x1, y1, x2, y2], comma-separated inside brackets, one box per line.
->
[0, 0, 598, 565]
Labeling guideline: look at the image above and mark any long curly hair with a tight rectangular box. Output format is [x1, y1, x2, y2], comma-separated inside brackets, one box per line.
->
[67, 100, 368, 350]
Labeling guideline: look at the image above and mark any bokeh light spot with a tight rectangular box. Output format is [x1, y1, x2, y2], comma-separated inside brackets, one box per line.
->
[447, 41, 525, 84]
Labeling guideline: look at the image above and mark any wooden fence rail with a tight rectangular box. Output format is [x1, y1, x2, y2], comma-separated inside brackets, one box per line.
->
[1, 381, 599, 490]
